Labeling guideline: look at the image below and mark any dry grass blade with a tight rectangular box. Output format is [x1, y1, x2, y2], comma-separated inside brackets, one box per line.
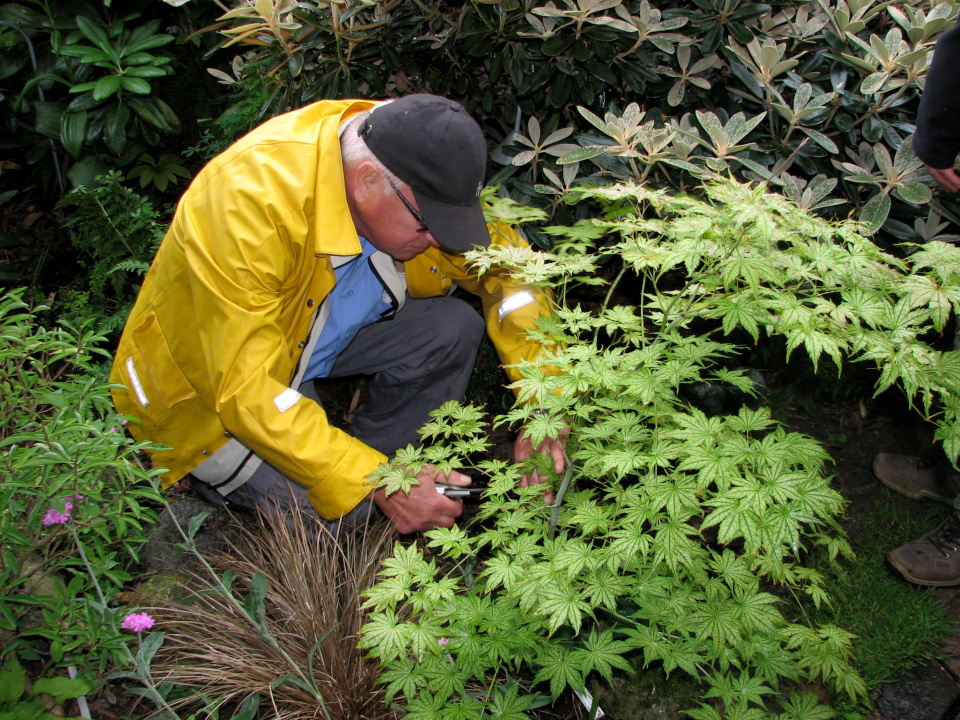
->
[150, 508, 400, 720]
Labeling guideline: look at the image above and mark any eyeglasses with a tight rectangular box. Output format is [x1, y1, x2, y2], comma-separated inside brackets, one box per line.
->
[382, 172, 430, 233]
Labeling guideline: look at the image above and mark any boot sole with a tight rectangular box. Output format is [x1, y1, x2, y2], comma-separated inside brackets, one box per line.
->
[873, 456, 954, 505]
[887, 552, 960, 587]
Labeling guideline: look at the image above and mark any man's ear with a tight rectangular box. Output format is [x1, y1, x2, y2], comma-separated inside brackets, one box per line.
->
[351, 160, 383, 207]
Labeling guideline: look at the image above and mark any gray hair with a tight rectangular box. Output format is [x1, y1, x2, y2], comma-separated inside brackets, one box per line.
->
[340, 111, 401, 188]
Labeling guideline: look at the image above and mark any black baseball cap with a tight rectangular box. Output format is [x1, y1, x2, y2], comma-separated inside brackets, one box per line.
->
[358, 95, 490, 253]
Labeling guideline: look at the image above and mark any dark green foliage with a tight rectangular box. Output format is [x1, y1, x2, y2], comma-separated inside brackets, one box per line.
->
[0, 289, 167, 675]
[0, 1, 190, 201]
[57, 171, 165, 333]
[201, 0, 959, 244]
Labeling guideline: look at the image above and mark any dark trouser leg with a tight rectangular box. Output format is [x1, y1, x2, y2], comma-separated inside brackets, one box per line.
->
[192, 296, 484, 524]
[196, 380, 374, 531]
[328, 295, 485, 457]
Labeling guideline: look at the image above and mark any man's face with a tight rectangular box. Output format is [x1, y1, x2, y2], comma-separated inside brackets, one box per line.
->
[364, 175, 441, 261]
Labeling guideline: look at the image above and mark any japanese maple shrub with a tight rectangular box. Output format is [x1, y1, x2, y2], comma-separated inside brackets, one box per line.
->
[360, 178, 960, 720]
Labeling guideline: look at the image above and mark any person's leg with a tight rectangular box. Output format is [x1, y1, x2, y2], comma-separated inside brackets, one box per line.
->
[191, 380, 374, 532]
[329, 295, 485, 456]
[189, 296, 484, 525]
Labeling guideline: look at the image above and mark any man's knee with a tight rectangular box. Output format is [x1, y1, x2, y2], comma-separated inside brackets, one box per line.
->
[425, 297, 485, 359]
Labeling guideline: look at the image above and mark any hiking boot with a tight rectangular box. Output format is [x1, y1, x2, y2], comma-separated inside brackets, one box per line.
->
[888, 507, 960, 586]
[873, 453, 960, 505]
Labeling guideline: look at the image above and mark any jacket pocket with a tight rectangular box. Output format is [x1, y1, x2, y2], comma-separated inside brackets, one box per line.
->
[124, 312, 197, 429]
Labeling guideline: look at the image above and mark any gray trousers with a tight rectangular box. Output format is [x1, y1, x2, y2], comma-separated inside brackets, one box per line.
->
[189, 296, 485, 528]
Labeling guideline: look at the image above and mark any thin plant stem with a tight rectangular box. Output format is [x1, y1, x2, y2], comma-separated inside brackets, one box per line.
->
[548, 460, 575, 539]
[67, 525, 181, 719]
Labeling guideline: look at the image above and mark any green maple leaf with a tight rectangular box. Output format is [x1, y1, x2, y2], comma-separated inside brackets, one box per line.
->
[783, 326, 844, 372]
[710, 549, 757, 590]
[739, 635, 800, 684]
[685, 706, 724, 720]
[405, 690, 448, 720]
[509, 367, 559, 404]
[442, 694, 487, 720]
[379, 542, 425, 581]
[691, 600, 742, 653]
[703, 669, 773, 707]
[757, 502, 806, 551]
[379, 657, 424, 703]
[777, 690, 836, 720]
[731, 592, 782, 634]
[654, 637, 702, 676]
[899, 274, 959, 332]
[604, 519, 652, 568]
[551, 537, 596, 579]
[702, 495, 762, 547]
[362, 574, 412, 612]
[645, 474, 699, 518]
[670, 409, 725, 446]
[535, 579, 591, 634]
[358, 610, 410, 662]
[426, 525, 474, 557]
[479, 554, 523, 591]
[709, 291, 767, 338]
[839, 287, 887, 328]
[582, 566, 629, 610]
[572, 627, 634, 682]
[601, 304, 643, 336]
[487, 683, 535, 720]
[567, 499, 613, 535]
[532, 647, 585, 700]
[909, 240, 960, 278]
[425, 656, 466, 700]
[652, 518, 702, 572]
[413, 576, 461, 613]
[725, 406, 778, 434]
[676, 445, 730, 489]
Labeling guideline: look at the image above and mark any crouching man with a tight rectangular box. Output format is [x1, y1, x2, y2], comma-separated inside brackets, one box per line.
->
[110, 94, 564, 533]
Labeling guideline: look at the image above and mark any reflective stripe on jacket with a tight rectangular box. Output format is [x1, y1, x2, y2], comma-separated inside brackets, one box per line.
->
[109, 98, 551, 520]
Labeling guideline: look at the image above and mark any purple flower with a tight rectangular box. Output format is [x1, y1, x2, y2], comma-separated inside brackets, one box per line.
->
[121, 612, 155, 633]
[42, 502, 73, 525]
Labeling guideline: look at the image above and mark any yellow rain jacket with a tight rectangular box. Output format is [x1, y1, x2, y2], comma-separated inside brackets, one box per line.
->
[109, 98, 551, 520]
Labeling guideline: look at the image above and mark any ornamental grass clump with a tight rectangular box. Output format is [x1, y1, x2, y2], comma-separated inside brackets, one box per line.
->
[360, 178, 960, 719]
[151, 510, 400, 720]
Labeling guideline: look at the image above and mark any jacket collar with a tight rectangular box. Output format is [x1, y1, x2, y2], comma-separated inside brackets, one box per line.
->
[314, 99, 380, 258]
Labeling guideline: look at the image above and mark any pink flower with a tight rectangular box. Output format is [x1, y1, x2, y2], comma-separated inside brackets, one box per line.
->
[438, 638, 449, 647]
[42, 502, 73, 525]
[121, 612, 155, 633]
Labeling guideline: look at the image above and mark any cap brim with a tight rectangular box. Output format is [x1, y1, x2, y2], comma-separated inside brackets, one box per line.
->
[414, 191, 490, 253]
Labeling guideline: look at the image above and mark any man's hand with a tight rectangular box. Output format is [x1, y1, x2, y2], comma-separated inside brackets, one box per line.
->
[514, 422, 569, 504]
[373, 464, 471, 534]
[926, 163, 960, 193]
